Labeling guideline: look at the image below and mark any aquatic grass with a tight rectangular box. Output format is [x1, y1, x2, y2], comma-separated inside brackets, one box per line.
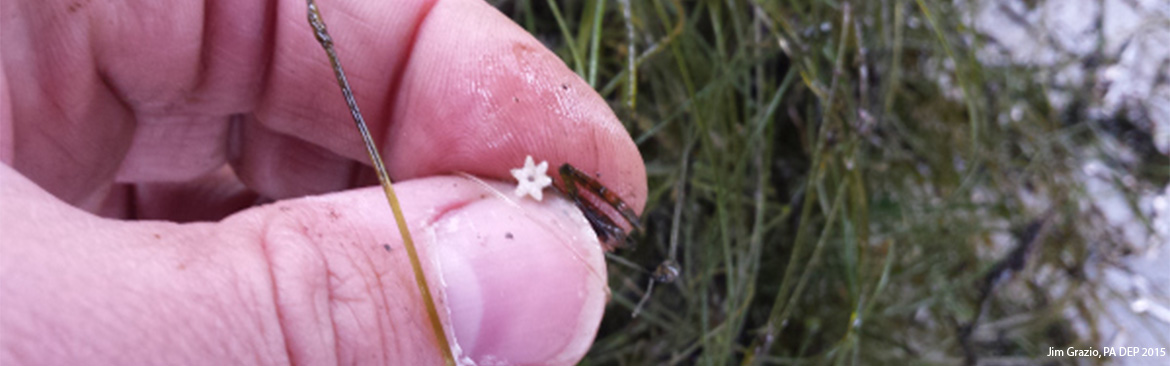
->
[492, 0, 1164, 364]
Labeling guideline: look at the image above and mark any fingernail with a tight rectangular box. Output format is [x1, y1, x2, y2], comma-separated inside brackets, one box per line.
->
[430, 194, 607, 365]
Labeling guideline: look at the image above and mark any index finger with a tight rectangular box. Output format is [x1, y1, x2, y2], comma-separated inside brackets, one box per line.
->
[3, 0, 646, 214]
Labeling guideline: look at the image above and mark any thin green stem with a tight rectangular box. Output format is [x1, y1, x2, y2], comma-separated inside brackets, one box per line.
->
[547, 0, 586, 76]
[586, 0, 606, 86]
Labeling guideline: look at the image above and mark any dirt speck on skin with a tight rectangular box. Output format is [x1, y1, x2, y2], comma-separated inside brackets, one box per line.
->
[66, 0, 89, 13]
[511, 41, 538, 60]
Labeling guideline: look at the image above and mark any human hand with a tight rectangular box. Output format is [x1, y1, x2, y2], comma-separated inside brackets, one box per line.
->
[0, 0, 646, 364]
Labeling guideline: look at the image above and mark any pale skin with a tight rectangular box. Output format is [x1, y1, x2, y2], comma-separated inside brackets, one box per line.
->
[0, 0, 647, 364]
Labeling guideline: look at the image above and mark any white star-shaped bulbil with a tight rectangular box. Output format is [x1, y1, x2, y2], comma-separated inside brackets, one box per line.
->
[511, 155, 553, 201]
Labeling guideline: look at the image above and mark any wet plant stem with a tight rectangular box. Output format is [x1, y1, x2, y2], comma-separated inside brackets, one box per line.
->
[305, 2, 456, 365]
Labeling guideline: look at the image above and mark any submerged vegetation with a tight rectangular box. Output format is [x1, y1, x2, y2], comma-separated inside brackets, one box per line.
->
[495, 0, 1167, 364]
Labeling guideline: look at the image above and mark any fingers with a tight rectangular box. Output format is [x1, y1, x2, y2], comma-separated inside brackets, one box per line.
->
[230, 117, 362, 199]
[3, 0, 646, 216]
[383, 0, 646, 213]
[0, 165, 607, 365]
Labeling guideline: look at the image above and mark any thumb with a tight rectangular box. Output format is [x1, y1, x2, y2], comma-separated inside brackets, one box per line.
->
[0, 165, 608, 365]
